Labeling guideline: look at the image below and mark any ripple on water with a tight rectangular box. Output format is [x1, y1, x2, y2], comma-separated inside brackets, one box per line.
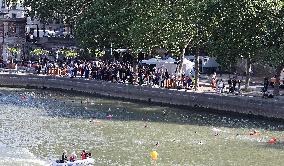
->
[0, 88, 283, 166]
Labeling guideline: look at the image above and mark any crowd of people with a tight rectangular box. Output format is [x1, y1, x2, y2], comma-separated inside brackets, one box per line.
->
[35, 59, 272, 95]
[34, 59, 196, 90]
[211, 72, 242, 94]
[8, 58, 281, 97]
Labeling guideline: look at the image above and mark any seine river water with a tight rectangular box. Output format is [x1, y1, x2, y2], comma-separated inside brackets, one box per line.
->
[0, 87, 283, 166]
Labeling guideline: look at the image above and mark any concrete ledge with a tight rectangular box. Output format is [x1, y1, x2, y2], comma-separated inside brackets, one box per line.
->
[0, 74, 284, 120]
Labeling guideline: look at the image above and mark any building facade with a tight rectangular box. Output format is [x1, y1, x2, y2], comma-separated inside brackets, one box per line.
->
[0, 0, 69, 37]
[0, 15, 26, 63]
[0, 0, 72, 63]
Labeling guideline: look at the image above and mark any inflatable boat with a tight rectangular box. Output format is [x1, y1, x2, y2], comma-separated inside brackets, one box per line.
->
[49, 158, 95, 166]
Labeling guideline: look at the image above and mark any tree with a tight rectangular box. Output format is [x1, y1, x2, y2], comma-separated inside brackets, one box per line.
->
[262, 45, 284, 95]
[23, 0, 94, 26]
[131, 0, 216, 90]
[75, 0, 136, 50]
[59, 48, 78, 59]
[260, 3, 284, 95]
[209, 0, 281, 90]
[30, 48, 49, 62]
[7, 47, 20, 63]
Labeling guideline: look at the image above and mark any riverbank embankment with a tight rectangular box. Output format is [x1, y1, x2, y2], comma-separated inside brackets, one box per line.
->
[0, 74, 283, 119]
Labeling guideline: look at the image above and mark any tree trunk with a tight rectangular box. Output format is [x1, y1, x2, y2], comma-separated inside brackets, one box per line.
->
[177, 46, 186, 76]
[273, 65, 283, 96]
[11, 53, 14, 64]
[194, 50, 199, 91]
[70, 25, 73, 35]
[244, 58, 251, 90]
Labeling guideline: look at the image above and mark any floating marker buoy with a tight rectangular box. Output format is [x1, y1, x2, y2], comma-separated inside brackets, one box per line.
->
[150, 151, 158, 160]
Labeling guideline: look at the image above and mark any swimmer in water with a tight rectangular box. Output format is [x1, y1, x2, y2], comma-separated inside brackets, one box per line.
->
[155, 142, 160, 147]
[106, 114, 113, 120]
[249, 130, 260, 136]
[268, 137, 277, 144]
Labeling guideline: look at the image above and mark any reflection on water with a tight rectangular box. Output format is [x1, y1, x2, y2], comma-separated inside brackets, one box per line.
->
[0, 87, 283, 166]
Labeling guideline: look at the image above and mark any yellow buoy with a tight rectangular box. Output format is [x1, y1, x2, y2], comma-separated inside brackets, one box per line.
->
[150, 151, 158, 160]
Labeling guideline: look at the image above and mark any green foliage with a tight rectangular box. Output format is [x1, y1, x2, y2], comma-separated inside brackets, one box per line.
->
[23, 0, 94, 24]
[24, 0, 284, 75]
[94, 49, 105, 57]
[7, 47, 19, 55]
[59, 48, 78, 58]
[75, 0, 135, 50]
[30, 48, 49, 56]
[130, 0, 215, 53]
[208, 0, 284, 66]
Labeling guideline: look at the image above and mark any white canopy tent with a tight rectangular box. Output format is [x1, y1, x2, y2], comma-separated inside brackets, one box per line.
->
[114, 49, 130, 53]
[182, 58, 195, 76]
[156, 63, 177, 75]
[156, 57, 177, 75]
[141, 58, 160, 65]
[162, 57, 176, 63]
[185, 55, 195, 61]
[203, 57, 219, 68]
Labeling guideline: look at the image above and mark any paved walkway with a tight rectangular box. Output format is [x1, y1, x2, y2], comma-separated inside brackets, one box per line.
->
[0, 69, 283, 100]
[197, 74, 284, 97]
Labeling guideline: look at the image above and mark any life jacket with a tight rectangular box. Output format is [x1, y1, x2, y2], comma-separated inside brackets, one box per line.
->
[81, 152, 86, 160]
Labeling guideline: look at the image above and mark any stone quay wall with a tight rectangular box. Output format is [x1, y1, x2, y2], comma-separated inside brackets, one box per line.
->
[0, 74, 283, 119]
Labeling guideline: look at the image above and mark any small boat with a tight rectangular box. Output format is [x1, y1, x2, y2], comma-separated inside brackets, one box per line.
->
[49, 157, 95, 166]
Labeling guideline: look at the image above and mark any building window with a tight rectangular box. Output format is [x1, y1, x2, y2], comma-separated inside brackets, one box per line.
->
[8, 23, 16, 37]
[12, 13, 17, 18]
[30, 28, 35, 34]
[1, 0, 5, 8]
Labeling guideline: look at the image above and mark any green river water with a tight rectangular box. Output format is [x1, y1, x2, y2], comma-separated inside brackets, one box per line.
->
[0, 87, 283, 166]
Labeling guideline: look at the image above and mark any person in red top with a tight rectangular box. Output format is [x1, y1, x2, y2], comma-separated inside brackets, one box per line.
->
[81, 150, 87, 160]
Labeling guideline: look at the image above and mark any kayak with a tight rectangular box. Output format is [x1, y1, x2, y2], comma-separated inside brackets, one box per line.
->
[49, 158, 95, 166]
